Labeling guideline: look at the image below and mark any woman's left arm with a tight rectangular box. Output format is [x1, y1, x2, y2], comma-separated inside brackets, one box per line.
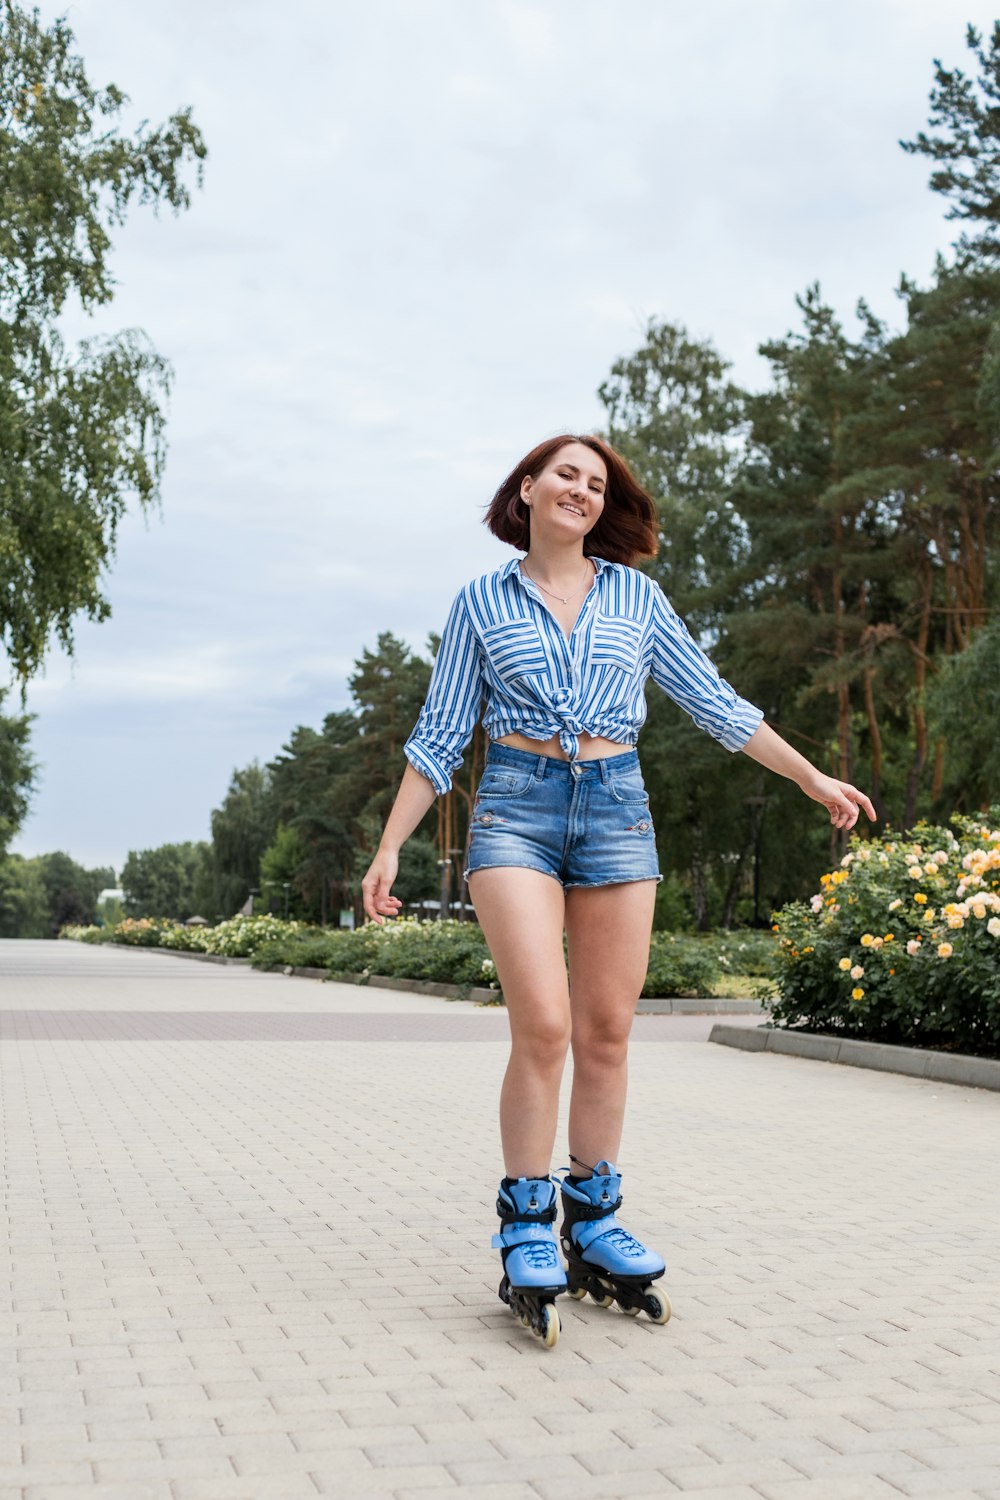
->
[742, 722, 877, 831]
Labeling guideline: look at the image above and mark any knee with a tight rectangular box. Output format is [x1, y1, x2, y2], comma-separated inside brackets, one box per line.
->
[572, 1010, 633, 1070]
[511, 1008, 572, 1067]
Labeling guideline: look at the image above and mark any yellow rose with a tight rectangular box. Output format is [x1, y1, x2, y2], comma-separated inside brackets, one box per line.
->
[851, 987, 864, 1000]
[860, 933, 874, 947]
[913, 893, 928, 905]
[838, 958, 851, 971]
[937, 942, 953, 958]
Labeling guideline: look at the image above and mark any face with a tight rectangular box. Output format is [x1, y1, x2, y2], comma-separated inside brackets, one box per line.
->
[521, 442, 607, 539]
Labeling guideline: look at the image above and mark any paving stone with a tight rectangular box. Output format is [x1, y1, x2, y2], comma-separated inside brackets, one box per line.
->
[3, 940, 1000, 1500]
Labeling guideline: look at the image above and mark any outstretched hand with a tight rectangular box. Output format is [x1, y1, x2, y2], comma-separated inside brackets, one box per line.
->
[361, 850, 403, 925]
[805, 774, 877, 831]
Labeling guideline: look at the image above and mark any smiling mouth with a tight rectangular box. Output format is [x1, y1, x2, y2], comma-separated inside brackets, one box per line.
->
[558, 503, 583, 517]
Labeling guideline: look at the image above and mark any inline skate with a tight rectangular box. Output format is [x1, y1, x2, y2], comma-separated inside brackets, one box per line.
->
[559, 1159, 671, 1324]
[492, 1176, 566, 1348]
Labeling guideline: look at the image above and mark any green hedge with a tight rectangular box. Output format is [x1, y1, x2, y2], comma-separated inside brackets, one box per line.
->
[62, 914, 731, 998]
[769, 811, 1000, 1057]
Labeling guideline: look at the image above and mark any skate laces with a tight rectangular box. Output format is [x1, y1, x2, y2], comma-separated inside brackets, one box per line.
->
[599, 1224, 648, 1258]
[519, 1237, 560, 1269]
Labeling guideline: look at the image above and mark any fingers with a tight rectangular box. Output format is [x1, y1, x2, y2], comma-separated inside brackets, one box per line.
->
[828, 785, 877, 830]
[361, 871, 402, 926]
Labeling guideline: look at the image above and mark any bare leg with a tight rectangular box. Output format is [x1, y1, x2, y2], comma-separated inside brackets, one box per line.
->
[564, 880, 657, 1171]
[467, 868, 570, 1177]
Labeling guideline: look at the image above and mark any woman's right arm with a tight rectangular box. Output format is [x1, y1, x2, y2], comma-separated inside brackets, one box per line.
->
[361, 764, 438, 923]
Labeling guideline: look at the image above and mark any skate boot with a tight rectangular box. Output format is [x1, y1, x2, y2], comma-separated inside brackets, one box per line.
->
[559, 1159, 671, 1324]
[492, 1176, 566, 1348]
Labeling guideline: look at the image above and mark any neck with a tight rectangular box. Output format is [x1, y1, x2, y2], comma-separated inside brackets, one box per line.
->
[522, 539, 590, 590]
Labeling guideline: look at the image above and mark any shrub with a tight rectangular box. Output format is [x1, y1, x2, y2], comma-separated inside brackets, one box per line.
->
[643, 934, 718, 998]
[109, 916, 174, 946]
[158, 923, 212, 951]
[201, 914, 307, 958]
[58, 923, 109, 944]
[769, 811, 1000, 1056]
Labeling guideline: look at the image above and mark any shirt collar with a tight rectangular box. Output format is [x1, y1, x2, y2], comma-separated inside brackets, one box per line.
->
[505, 555, 610, 585]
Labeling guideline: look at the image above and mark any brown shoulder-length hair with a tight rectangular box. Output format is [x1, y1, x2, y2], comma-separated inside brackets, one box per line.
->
[484, 434, 658, 565]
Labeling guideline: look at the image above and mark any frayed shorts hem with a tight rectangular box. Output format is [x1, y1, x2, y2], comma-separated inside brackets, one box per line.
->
[466, 862, 662, 890]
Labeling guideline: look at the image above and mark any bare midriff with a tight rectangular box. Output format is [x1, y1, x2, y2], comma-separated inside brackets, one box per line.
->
[492, 730, 632, 762]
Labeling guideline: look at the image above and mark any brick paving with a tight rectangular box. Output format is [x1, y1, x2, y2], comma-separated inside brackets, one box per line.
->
[1, 939, 999, 1500]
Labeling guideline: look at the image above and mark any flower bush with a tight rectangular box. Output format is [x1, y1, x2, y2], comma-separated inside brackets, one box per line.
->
[59, 923, 108, 944]
[770, 811, 1000, 1056]
[59, 912, 752, 1002]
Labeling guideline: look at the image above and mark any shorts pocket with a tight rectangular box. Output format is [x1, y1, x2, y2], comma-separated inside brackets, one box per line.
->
[476, 767, 537, 799]
[590, 615, 643, 674]
[606, 763, 650, 807]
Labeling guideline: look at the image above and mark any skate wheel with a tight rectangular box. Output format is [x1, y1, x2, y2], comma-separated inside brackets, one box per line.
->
[644, 1286, 672, 1325]
[620, 1301, 640, 1317]
[590, 1288, 614, 1309]
[539, 1302, 559, 1349]
[567, 1286, 587, 1301]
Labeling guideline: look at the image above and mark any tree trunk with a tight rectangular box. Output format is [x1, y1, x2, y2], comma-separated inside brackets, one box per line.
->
[688, 793, 709, 932]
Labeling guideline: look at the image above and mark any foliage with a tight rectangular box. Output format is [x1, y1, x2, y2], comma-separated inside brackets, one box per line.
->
[57, 909, 780, 1003]
[0, 849, 111, 934]
[0, 850, 46, 935]
[926, 620, 1000, 812]
[0, 689, 36, 851]
[643, 934, 719, 998]
[769, 811, 1000, 1055]
[121, 840, 212, 921]
[0, 0, 206, 682]
[201, 913, 307, 958]
[209, 762, 278, 917]
[901, 21, 1000, 257]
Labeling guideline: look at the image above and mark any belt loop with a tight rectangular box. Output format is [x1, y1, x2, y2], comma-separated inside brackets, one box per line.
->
[535, 754, 548, 780]
[599, 757, 613, 784]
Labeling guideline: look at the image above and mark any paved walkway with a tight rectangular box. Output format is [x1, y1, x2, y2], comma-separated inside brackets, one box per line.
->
[1, 939, 999, 1500]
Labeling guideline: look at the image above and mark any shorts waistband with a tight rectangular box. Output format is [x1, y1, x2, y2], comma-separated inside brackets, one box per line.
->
[484, 742, 639, 782]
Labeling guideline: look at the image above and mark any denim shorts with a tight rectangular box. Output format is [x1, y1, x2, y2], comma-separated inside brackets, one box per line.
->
[465, 743, 662, 890]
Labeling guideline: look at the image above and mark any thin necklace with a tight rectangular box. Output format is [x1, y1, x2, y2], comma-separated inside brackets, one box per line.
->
[521, 558, 594, 604]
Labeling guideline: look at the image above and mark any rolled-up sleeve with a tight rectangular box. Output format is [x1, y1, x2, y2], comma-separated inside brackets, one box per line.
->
[649, 584, 763, 751]
[404, 590, 485, 794]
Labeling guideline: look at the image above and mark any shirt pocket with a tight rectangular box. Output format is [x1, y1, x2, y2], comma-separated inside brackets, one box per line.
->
[480, 619, 549, 684]
[590, 614, 644, 676]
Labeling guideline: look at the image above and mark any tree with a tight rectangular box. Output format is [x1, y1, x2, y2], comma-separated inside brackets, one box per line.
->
[0, 687, 36, 852]
[927, 619, 1000, 810]
[121, 841, 212, 920]
[901, 22, 1000, 259]
[598, 320, 782, 927]
[209, 762, 277, 916]
[0, 1, 206, 683]
[0, 851, 46, 935]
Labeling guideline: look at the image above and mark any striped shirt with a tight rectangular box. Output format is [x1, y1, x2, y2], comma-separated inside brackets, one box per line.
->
[404, 555, 764, 794]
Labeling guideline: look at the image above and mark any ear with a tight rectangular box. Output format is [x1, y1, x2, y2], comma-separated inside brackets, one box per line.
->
[520, 477, 532, 505]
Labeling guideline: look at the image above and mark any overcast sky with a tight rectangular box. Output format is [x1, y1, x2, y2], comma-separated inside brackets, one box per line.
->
[10, 0, 995, 874]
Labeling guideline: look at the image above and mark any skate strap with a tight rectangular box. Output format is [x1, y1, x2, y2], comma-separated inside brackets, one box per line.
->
[575, 1212, 653, 1260]
[492, 1223, 560, 1250]
[558, 1177, 623, 1217]
[495, 1193, 557, 1224]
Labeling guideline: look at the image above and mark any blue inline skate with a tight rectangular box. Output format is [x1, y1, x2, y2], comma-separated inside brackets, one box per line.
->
[492, 1176, 566, 1348]
[559, 1159, 671, 1324]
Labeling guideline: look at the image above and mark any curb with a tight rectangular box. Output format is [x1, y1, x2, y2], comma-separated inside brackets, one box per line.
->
[93, 942, 764, 1014]
[709, 1022, 1000, 1092]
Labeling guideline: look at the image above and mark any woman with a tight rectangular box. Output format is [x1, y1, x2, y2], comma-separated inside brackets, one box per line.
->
[361, 434, 875, 1349]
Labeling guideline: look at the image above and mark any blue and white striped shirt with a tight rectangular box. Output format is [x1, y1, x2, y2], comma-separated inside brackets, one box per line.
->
[405, 556, 764, 794]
